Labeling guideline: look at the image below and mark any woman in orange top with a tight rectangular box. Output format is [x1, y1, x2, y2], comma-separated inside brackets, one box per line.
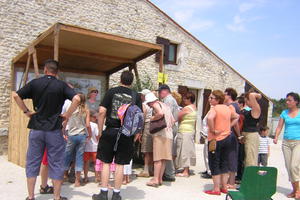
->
[204, 90, 239, 196]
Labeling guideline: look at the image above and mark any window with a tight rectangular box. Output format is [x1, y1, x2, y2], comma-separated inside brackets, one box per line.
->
[167, 43, 177, 64]
[155, 37, 178, 65]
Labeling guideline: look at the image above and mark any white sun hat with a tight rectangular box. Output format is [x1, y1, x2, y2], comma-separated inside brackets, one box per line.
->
[139, 89, 151, 96]
[144, 92, 158, 104]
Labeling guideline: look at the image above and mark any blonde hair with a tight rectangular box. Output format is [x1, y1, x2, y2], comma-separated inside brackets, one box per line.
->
[78, 93, 88, 115]
[172, 91, 182, 105]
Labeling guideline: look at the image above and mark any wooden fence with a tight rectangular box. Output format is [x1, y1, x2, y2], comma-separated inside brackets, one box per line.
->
[8, 93, 33, 167]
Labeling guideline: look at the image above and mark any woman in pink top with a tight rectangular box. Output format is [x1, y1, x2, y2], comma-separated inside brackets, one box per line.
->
[204, 90, 239, 196]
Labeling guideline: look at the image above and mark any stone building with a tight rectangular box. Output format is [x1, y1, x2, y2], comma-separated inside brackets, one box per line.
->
[0, 0, 273, 155]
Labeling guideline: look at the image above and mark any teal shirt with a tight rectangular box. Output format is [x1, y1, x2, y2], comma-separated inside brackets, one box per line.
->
[280, 109, 300, 140]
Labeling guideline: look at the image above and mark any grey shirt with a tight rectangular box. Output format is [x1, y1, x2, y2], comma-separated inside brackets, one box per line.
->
[162, 94, 179, 122]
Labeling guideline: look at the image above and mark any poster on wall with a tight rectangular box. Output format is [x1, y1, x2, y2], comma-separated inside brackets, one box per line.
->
[65, 76, 101, 101]
[15, 69, 103, 101]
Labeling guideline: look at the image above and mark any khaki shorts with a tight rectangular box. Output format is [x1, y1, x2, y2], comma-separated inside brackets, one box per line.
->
[141, 122, 153, 153]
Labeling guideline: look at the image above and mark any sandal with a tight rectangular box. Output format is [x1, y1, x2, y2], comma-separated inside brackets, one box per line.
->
[287, 192, 295, 198]
[204, 190, 221, 195]
[54, 196, 68, 200]
[25, 198, 35, 200]
[220, 188, 228, 194]
[146, 181, 159, 188]
[40, 185, 54, 194]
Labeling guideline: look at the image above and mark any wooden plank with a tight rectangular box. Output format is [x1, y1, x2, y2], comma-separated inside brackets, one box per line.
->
[22, 54, 31, 87]
[8, 93, 32, 167]
[54, 24, 60, 61]
[12, 24, 56, 64]
[37, 45, 134, 64]
[60, 23, 162, 51]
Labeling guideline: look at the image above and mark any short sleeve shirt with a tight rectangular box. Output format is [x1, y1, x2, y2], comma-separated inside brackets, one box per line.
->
[100, 86, 142, 128]
[280, 109, 300, 140]
[16, 75, 76, 131]
[162, 94, 179, 121]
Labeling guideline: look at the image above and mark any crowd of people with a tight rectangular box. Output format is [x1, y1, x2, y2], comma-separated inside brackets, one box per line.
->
[13, 59, 300, 200]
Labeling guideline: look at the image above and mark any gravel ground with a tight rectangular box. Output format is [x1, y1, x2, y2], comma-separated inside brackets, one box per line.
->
[0, 141, 292, 200]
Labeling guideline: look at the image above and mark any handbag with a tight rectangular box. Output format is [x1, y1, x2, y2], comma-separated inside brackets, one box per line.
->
[208, 139, 217, 153]
[149, 103, 167, 134]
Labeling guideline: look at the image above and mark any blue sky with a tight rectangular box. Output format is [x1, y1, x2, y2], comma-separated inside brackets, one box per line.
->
[151, 0, 300, 99]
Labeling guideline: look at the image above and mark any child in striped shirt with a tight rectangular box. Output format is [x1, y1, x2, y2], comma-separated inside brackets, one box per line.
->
[258, 126, 270, 167]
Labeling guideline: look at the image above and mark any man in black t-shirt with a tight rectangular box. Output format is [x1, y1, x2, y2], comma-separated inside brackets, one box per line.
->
[13, 59, 80, 200]
[93, 71, 142, 200]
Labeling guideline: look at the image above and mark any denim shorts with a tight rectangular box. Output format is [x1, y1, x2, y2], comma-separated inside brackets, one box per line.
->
[64, 134, 86, 172]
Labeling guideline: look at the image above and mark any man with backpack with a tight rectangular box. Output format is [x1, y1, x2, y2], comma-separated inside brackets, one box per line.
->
[93, 71, 142, 200]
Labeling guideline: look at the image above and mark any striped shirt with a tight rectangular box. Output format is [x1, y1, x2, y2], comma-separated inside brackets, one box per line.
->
[259, 136, 270, 154]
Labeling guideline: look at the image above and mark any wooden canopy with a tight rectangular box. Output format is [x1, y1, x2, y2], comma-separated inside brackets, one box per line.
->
[12, 23, 163, 88]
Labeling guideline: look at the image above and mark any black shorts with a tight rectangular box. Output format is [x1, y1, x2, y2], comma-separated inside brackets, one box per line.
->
[258, 153, 268, 166]
[208, 135, 231, 176]
[97, 127, 134, 165]
[228, 132, 238, 172]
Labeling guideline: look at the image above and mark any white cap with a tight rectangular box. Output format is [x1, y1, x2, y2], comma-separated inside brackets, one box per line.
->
[144, 92, 158, 104]
[140, 89, 151, 96]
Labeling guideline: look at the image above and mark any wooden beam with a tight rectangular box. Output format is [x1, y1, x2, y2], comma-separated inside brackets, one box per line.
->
[60, 67, 106, 76]
[22, 54, 31, 87]
[14, 62, 106, 76]
[54, 24, 60, 61]
[107, 63, 131, 75]
[134, 49, 159, 63]
[36, 45, 134, 64]
[12, 24, 56, 64]
[60, 23, 162, 51]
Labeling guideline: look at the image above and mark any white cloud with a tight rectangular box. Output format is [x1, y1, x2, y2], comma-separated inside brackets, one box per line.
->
[227, 0, 266, 32]
[242, 57, 300, 98]
[188, 20, 215, 31]
[151, 0, 220, 32]
[239, 2, 256, 13]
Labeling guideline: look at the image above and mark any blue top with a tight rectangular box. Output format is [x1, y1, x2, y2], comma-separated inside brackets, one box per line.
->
[280, 109, 300, 140]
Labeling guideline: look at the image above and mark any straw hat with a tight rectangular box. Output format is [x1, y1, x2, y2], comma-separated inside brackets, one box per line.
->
[88, 87, 98, 94]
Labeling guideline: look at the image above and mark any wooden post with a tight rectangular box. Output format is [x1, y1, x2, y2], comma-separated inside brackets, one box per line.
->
[133, 63, 141, 91]
[22, 54, 31, 87]
[159, 48, 164, 73]
[32, 47, 40, 78]
[106, 73, 110, 92]
[54, 24, 60, 61]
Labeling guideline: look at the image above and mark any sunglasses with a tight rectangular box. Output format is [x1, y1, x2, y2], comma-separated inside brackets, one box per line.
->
[91, 90, 98, 94]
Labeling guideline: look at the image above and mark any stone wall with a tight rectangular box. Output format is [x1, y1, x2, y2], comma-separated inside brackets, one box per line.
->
[0, 0, 262, 154]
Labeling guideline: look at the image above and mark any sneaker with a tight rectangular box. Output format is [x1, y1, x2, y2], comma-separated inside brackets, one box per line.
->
[201, 171, 208, 175]
[112, 192, 122, 200]
[92, 190, 108, 200]
[162, 176, 176, 182]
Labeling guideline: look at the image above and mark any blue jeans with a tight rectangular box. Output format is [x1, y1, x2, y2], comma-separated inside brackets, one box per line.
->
[64, 134, 86, 172]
